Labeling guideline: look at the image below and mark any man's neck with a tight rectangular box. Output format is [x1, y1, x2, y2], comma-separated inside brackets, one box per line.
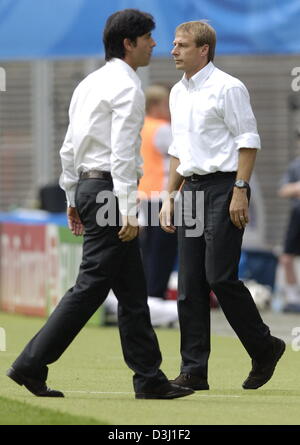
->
[185, 60, 209, 80]
[123, 55, 137, 71]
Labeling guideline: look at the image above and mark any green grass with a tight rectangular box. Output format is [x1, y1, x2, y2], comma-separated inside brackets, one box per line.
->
[0, 395, 102, 425]
[0, 311, 299, 425]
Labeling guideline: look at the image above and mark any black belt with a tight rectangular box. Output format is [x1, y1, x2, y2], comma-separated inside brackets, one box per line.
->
[80, 170, 112, 180]
[185, 171, 236, 182]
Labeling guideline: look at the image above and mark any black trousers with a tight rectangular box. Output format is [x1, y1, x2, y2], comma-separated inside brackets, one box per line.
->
[139, 200, 177, 299]
[283, 203, 300, 255]
[177, 172, 272, 379]
[12, 177, 167, 392]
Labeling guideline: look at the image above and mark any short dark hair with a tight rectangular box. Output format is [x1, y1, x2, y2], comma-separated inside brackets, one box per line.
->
[103, 9, 155, 61]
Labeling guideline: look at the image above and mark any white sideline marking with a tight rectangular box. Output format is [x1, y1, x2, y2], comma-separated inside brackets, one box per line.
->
[63, 390, 241, 398]
[197, 394, 241, 398]
[64, 391, 133, 395]
[0, 327, 6, 351]
[110, 356, 179, 360]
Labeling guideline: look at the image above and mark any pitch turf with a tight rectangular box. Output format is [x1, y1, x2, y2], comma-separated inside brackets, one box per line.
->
[0, 311, 299, 425]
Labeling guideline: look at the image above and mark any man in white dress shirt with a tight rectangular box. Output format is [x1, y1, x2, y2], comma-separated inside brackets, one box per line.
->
[160, 21, 285, 390]
[6, 9, 193, 400]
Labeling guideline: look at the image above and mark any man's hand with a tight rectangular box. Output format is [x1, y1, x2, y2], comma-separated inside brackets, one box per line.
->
[118, 215, 139, 242]
[160, 197, 176, 233]
[229, 188, 249, 229]
[67, 207, 84, 236]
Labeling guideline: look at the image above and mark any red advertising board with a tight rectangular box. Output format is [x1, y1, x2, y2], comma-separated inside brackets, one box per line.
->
[0, 222, 102, 325]
[0, 223, 47, 316]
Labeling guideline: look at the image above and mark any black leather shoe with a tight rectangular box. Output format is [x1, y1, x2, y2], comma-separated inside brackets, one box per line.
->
[6, 367, 64, 397]
[135, 382, 194, 399]
[243, 337, 286, 390]
[170, 373, 209, 390]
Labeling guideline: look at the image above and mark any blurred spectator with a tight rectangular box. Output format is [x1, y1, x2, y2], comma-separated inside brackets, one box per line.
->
[104, 85, 179, 327]
[39, 182, 66, 213]
[278, 131, 300, 312]
[138, 84, 178, 325]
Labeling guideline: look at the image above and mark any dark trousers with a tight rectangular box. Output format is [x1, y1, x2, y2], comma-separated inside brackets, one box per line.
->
[139, 200, 177, 299]
[12, 177, 167, 392]
[177, 173, 272, 379]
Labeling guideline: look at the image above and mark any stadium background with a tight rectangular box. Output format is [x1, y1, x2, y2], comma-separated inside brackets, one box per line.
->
[1, 0, 300, 425]
[0, 0, 300, 247]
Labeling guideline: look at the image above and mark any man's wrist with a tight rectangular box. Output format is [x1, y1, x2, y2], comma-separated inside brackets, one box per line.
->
[167, 189, 179, 201]
[234, 179, 249, 189]
[233, 187, 248, 195]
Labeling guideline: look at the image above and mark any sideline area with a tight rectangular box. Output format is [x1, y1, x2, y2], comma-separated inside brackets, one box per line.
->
[0, 312, 299, 425]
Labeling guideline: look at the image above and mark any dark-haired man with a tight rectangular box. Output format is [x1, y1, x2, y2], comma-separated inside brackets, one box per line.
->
[6, 9, 193, 400]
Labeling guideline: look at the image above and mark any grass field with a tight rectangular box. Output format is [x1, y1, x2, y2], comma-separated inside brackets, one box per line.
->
[0, 311, 299, 425]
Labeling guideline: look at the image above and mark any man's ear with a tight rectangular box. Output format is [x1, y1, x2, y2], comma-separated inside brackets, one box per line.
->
[123, 38, 134, 53]
[200, 44, 209, 57]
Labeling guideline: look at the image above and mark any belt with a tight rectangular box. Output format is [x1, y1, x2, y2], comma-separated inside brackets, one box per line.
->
[185, 171, 236, 182]
[80, 170, 112, 180]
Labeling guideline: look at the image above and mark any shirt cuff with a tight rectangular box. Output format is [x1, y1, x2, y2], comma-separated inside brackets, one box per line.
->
[117, 190, 138, 217]
[234, 132, 261, 150]
[113, 181, 138, 217]
[168, 142, 179, 158]
[66, 189, 76, 207]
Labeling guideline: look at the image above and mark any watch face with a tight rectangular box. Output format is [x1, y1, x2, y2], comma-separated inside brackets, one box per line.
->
[235, 180, 247, 188]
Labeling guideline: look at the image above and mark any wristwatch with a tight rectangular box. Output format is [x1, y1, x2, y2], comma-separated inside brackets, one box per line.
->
[234, 179, 249, 189]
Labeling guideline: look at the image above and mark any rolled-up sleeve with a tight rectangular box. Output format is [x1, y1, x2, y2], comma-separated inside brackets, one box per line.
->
[59, 123, 77, 207]
[223, 85, 261, 150]
[168, 88, 180, 158]
[111, 86, 144, 216]
[168, 141, 179, 158]
[136, 134, 144, 180]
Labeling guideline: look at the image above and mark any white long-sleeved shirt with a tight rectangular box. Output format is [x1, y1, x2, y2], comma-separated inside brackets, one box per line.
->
[59, 58, 145, 215]
[168, 62, 261, 176]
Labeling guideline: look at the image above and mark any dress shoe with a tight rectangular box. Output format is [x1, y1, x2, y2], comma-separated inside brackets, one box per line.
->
[170, 373, 209, 390]
[135, 382, 194, 399]
[6, 367, 64, 397]
[243, 336, 286, 390]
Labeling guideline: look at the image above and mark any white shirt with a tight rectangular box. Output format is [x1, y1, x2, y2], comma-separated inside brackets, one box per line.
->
[59, 58, 145, 215]
[168, 62, 261, 176]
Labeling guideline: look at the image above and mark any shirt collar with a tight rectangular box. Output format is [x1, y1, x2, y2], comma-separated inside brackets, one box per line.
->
[108, 58, 141, 88]
[181, 61, 215, 90]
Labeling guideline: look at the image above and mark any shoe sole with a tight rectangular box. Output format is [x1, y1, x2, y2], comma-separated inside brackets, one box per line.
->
[135, 389, 194, 399]
[174, 385, 209, 391]
[170, 380, 209, 391]
[243, 340, 286, 390]
[186, 384, 209, 390]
